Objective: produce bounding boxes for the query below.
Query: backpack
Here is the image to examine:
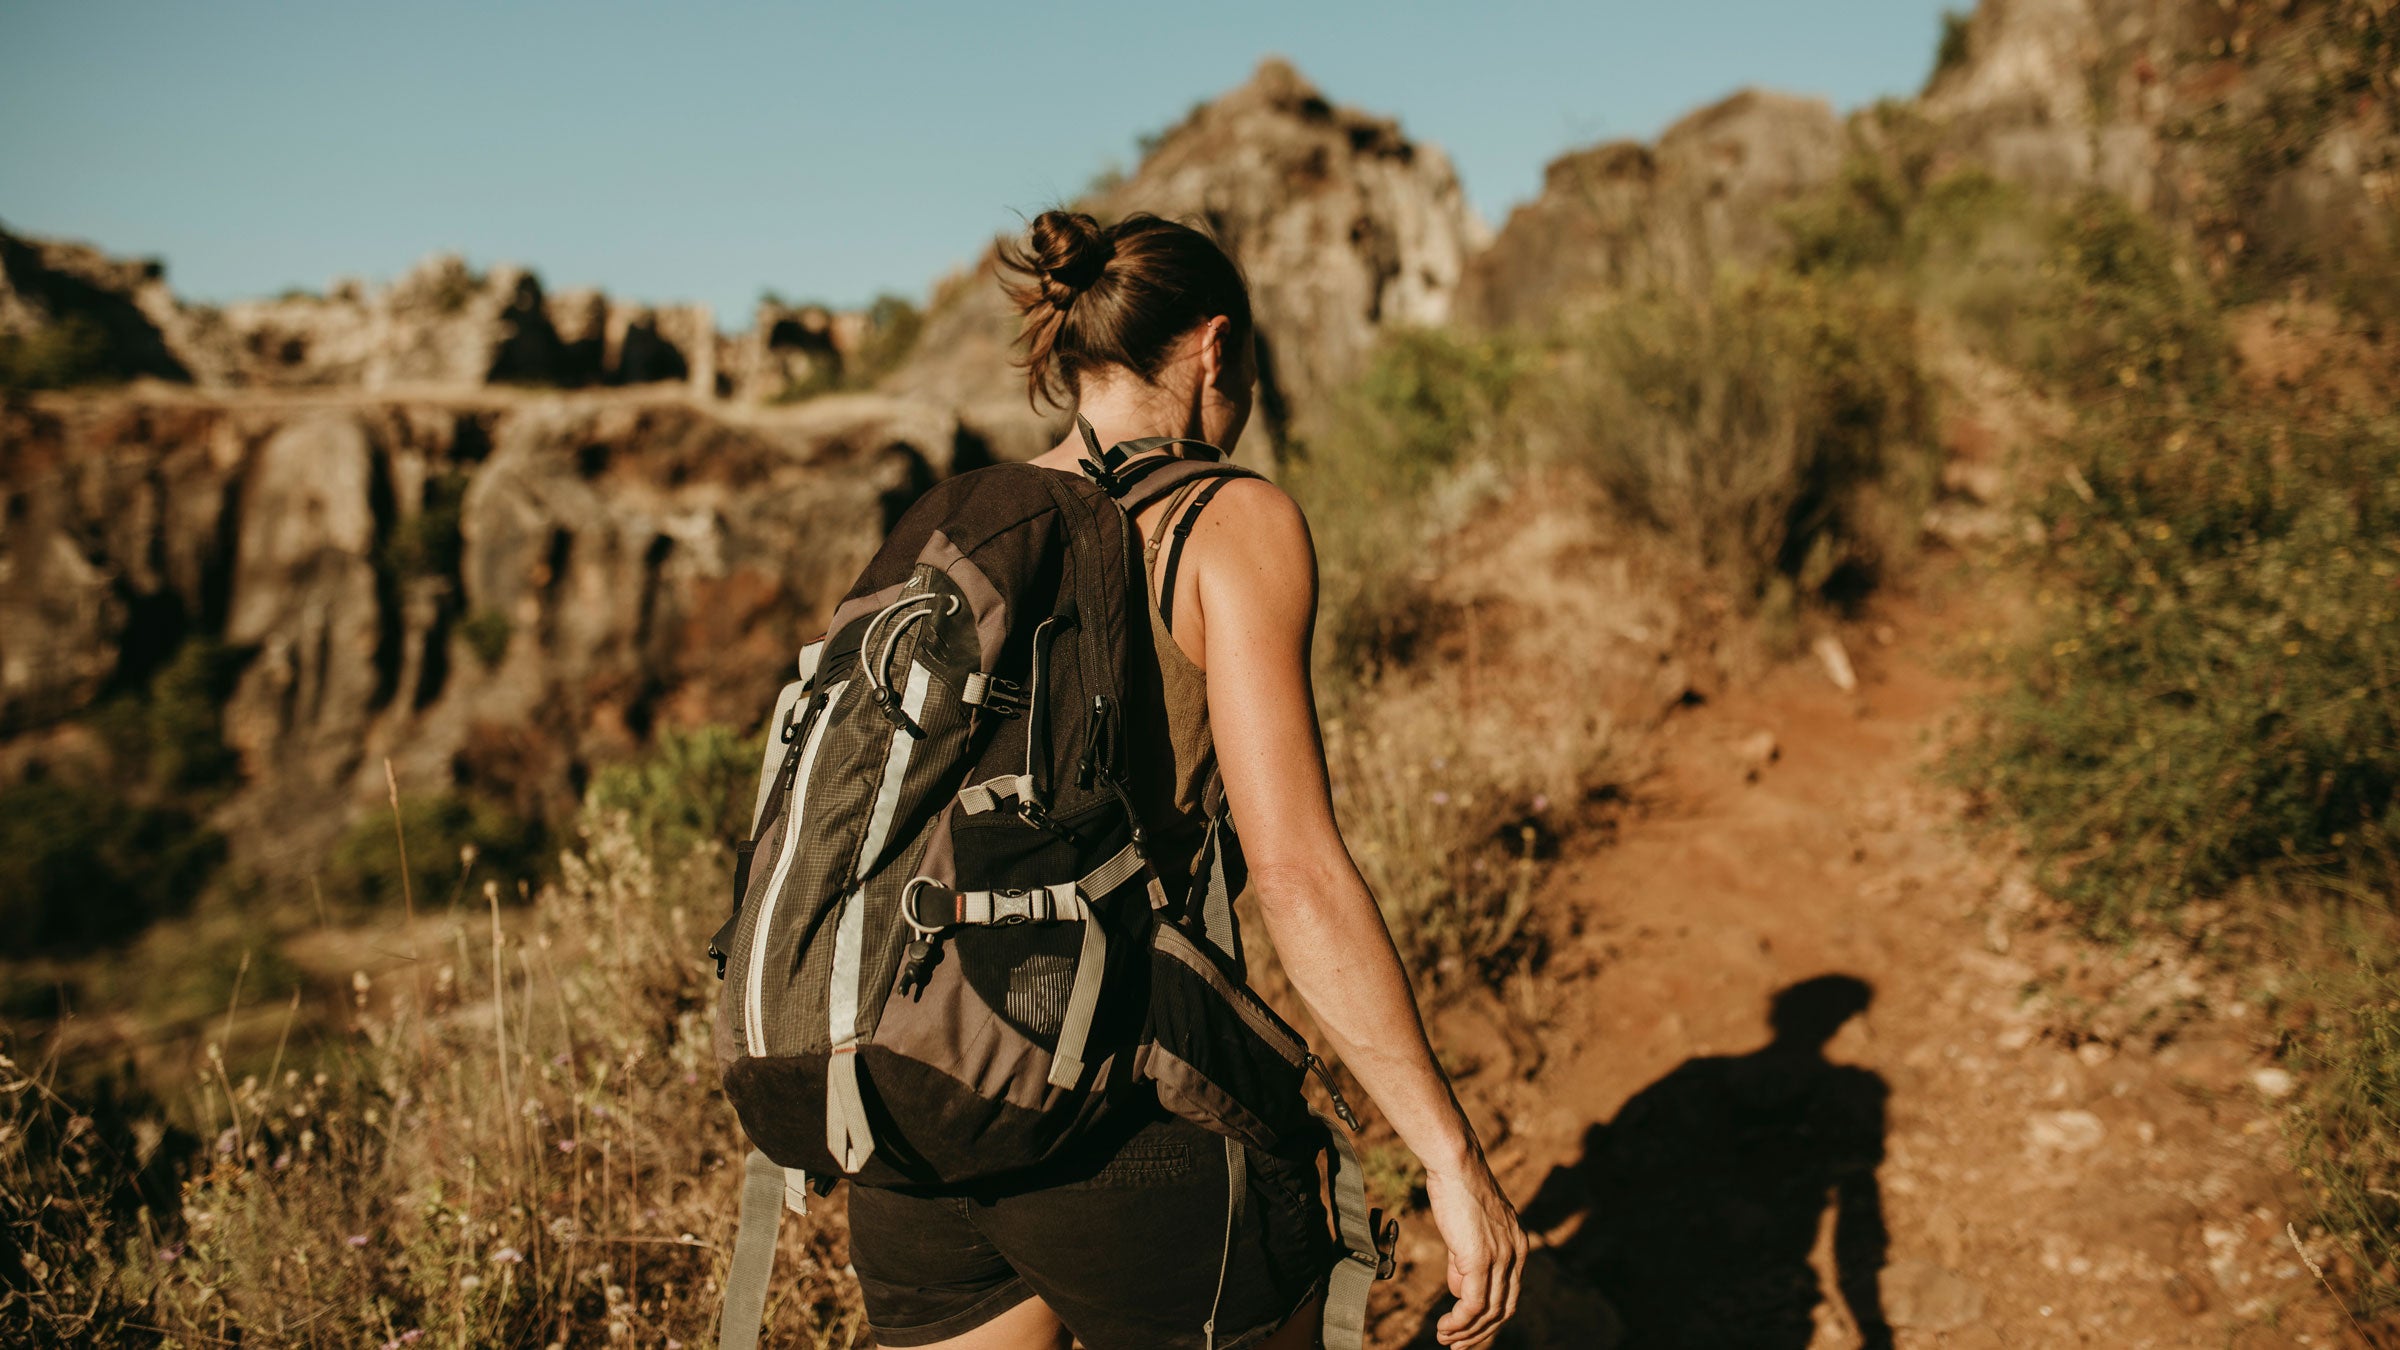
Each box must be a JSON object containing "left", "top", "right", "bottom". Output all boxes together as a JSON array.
[{"left": 709, "top": 420, "right": 1395, "bottom": 1350}]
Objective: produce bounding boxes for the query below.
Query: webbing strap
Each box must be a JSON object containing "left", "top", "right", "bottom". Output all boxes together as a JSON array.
[
  {"left": 957, "top": 883, "right": 1084, "bottom": 925},
  {"left": 1079, "top": 839, "right": 1146, "bottom": 900},
  {"left": 718, "top": 1148, "right": 785, "bottom": 1350},
  {"left": 1157, "top": 474, "right": 1239, "bottom": 633},
  {"left": 1320, "top": 1112, "right": 1385, "bottom": 1350},
  {"left": 1045, "top": 912, "right": 1109, "bottom": 1089},
  {"left": 827, "top": 1050, "right": 874, "bottom": 1173},
  {"left": 957, "top": 773, "right": 1035, "bottom": 815},
  {"left": 1193, "top": 816, "right": 1245, "bottom": 972}
]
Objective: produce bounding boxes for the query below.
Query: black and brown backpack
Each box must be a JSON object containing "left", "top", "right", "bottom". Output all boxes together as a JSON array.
[{"left": 709, "top": 420, "right": 1395, "bottom": 1350}]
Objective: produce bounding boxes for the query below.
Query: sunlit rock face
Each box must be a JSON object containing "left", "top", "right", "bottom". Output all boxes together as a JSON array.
[
  {"left": 1456, "top": 88, "right": 1847, "bottom": 330},
  {"left": 0, "top": 388, "right": 950, "bottom": 877},
  {"left": 884, "top": 57, "right": 1488, "bottom": 465}
]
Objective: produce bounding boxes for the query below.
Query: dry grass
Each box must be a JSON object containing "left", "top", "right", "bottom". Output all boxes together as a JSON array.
[
  {"left": 1, "top": 813, "right": 866, "bottom": 1348},
  {"left": 1322, "top": 476, "right": 1679, "bottom": 984}
]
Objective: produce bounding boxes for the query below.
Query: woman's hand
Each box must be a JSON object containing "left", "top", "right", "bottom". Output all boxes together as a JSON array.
[{"left": 1423, "top": 1146, "right": 1528, "bottom": 1347}]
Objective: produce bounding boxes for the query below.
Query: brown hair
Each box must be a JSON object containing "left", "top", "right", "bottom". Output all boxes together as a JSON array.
[{"left": 998, "top": 210, "right": 1252, "bottom": 411}]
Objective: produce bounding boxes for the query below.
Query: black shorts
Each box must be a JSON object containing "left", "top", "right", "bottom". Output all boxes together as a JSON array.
[{"left": 847, "top": 1109, "right": 1334, "bottom": 1349}]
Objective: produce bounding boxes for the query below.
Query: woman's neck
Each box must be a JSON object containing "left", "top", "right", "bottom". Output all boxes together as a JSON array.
[{"left": 1030, "top": 384, "right": 1197, "bottom": 472}]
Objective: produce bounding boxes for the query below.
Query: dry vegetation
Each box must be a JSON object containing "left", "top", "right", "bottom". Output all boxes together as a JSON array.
[{"left": 5, "top": 810, "right": 861, "bottom": 1348}]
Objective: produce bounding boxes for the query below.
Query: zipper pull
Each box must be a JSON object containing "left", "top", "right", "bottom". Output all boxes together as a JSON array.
[{"left": 898, "top": 936, "right": 940, "bottom": 997}]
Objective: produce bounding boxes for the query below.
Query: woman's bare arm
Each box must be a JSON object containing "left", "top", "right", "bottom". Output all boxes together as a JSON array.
[{"left": 1177, "top": 479, "right": 1525, "bottom": 1348}]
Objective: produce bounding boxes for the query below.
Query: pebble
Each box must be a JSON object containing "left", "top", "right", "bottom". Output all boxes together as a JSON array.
[
  {"left": 2025, "top": 1109, "right": 2106, "bottom": 1153},
  {"left": 1881, "top": 1260, "right": 1985, "bottom": 1330},
  {"left": 2249, "top": 1067, "right": 2296, "bottom": 1099}
]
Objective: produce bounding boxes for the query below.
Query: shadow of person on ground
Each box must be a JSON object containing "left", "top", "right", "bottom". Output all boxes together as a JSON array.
[{"left": 1410, "top": 974, "right": 1892, "bottom": 1349}]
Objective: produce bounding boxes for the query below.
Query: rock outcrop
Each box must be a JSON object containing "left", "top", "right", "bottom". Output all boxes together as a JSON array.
[
  {"left": 1455, "top": 89, "right": 1847, "bottom": 329},
  {"left": 1922, "top": 0, "right": 2398, "bottom": 283},
  {"left": 0, "top": 388, "right": 957, "bottom": 876},
  {"left": 883, "top": 58, "right": 1488, "bottom": 463},
  {"left": 0, "top": 227, "right": 199, "bottom": 384}
]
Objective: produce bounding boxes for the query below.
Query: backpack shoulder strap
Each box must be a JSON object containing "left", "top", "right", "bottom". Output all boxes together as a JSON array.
[{"left": 1154, "top": 474, "right": 1241, "bottom": 634}]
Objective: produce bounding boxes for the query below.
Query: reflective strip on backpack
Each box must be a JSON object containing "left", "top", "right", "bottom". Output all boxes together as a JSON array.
[
  {"left": 825, "top": 658, "right": 932, "bottom": 1172},
  {"left": 743, "top": 681, "right": 844, "bottom": 1057}
]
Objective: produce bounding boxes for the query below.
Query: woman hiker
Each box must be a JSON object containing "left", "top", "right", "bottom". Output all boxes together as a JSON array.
[{"left": 840, "top": 208, "right": 1528, "bottom": 1350}]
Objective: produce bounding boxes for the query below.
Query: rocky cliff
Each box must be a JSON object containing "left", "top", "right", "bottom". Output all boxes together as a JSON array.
[
  {"left": 0, "top": 388, "right": 969, "bottom": 882},
  {"left": 1456, "top": 89, "right": 1847, "bottom": 329},
  {"left": 882, "top": 58, "right": 1488, "bottom": 463},
  {"left": 1461, "top": 0, "right": 2396, "bottom": 328},
  {"left": 1923, "top": 0, "right": 2396, "bottom": 289}
]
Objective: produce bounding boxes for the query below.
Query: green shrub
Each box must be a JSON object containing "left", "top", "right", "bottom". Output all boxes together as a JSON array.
[
  {"left": 382, "top": 470, "right": 468, "bottom": 582},
  {"left": 1532, "top": 273, "right": 1932, "bottom": 606},
  {"left": 1958, "top": 400, "right": 2400, "bottom": 922},
  {"left": 1931, "top": 9, "right": 1974, "bottom": 82},
  {"left": 1914, "top": 180, "right": 2227, "bottom": 397},
  {"left": 849, "top": 294, "right": 923, "bottom": 387},
  {"left": 0, "top": 779, "right": 224, "bottom": 952},
  {"left": 2285, "top": 922, "right": 2400, "bottom": 1306},
  {"left": 459, "top": 609, "right": 513, "bottom": 668},
  {"left": 0, "top": 316, "right": 111, "bottom": 391},
  {"left": 1286, "top": 327, "right": 1525, "bottom": 675},
  {"left": 322, "top": 791, "right": 544, "bottom": 912},
  {"left": 583, "top": 723, "right": 753, "bottom": 866},
  {"left": 87, "top": 636, "right": 249, "bottom": 793}
]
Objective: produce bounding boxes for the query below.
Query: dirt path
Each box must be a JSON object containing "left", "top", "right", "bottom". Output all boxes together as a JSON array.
[{"left": 1380, "top": 595, "right": 2362, "bottom": 1348}]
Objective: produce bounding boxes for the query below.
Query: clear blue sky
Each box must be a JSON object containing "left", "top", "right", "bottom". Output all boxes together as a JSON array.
[{"left": 1, "top": 1, "right": 1958, "bottom": 324}]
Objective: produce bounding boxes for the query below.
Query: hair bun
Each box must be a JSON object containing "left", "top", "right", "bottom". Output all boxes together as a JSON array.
[{"left": 1029, "top": 210, "right": 1114, "bottom": 306}]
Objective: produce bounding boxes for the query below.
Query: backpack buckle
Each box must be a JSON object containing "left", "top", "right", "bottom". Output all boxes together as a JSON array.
[{"left": 987, "top": 888, "right": 1038, "bottom": 924}]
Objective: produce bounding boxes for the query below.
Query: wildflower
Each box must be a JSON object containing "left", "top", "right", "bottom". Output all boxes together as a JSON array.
[
  {"left": 346, "top": 1234, "right": 369, "bottom": 1247},
  {"left": 493, "top": 1246, "right": 525, "bottom": 1264},
  {"left": 559, "top": 1138, "right": 579, "bottom": 1152},
  {"left": 1531, "top": 794, "right": 1550, "bottom": 813},
  {"left": 1430, "top": 791, "right": 1452, "bottom": 806},
  {"left": 156, "top": 1243, "right": 184, "bottom": 1264}
]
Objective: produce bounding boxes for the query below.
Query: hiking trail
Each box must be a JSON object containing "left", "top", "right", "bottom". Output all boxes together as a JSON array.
[{"left": 1381, "top": 591, "right": 2359, "bottom": 1349}]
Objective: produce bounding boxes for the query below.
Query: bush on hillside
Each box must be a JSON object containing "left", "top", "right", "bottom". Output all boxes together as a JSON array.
[
  {"left": 0, "top": 779, "right": 224, "bottom": 952},
  {"left": 584, "top": 723, "right": 754, "bottom": 868},
  {"left": 0, "top": 810, "right": 865, "bottom": 1347},
  {"left": 1961, "top": 401, "right": 2400, "bottom": 922},
  {"left": 2285, "top": 925, "right": 2400, "bottom": 1310},
  {"left": 322, "top": 791, "right": 546, "bottom": 912},
  {"left": 1532, "top": 273, "right": 1932, "bottom": 610},
  {"left": 0, "top": 316, "right": 112, "bottom": 391}
]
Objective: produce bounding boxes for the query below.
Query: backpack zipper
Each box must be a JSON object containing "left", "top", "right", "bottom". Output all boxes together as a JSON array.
[{"left": 744, "top": 681, "right": 844, "bottom": 1056}]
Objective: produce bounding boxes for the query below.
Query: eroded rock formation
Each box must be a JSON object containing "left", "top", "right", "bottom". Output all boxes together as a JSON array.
[
  {"left": 883, "top": 57, "right": 1488, "bottom": 463},
  {"left": 1456, "top": 89, "right": 1847, "bottom": 329},
  {"left": 0, "top": 389, "right": 959, "bottom": 876}
]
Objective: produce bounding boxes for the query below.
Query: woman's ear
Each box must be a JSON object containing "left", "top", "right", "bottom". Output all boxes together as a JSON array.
[{"left": 1196, "top": 315, "right": 1233, "bottom": 391}]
